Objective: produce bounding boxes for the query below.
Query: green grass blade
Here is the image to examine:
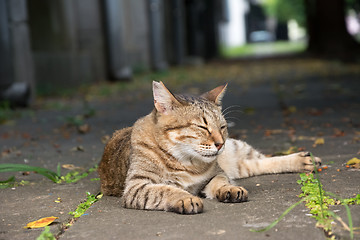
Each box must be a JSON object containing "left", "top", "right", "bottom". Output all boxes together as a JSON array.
[
  {"left": 250, "top": 199, "right": 304, "bottom": 232},
  {"left": 326, "top": 191, "right": 354, "bottom": 240},
  {"left": 0, "top": 175, "right": 15, "bottom": 183},
  {"left": 57, "top": 163, "right": 62, "bottom": 177},
  {"left": 0, "top": 176, "right": 16, "bottom": 189},
  {"left": 333, "top": 204, "right": 354, "bottom": 240},
  {"left": 344, "top": 204, "right": 354, "bottom": 240},
  {"left": 0, "top": 164, "right": 60, "bottom": 182}
]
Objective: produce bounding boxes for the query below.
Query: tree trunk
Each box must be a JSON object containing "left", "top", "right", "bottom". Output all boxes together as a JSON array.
[{"left": 305, "top": 0, "right": 360, "bottom": 58}]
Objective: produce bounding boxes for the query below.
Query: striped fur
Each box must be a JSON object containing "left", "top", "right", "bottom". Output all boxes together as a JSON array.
[{"left": 98, "top": 81, "right": 321, "bottom": 214}]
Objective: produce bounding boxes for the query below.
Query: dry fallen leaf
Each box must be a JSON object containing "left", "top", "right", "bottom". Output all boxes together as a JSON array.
[
  {"left": 273, "top": 146, "right": 305, "bottom": 156},
  {"left": 78, "top": 124, "right": 91, "bottom": 134},
  {"left": 70, "top": 146, "right": 84, "bottom": 152},
  {"left": 208, "top": 229, "right": 226, "bottom": 235},
  {"left": 25, "top": 216, "right": 58, "bottom": 229},
  {"left": 264, "top": 129, "right": 283, "bottom": 137},
  {"left": 297, "top": 136, "right": 316, "bottom": 141},
  {"left": 284, "top": 105, "right": 297, "bottom": 114},
  {"left": 352, "top": 163, "right": 360, "bottom": 169},
  {"left": 313, "top": 138, "right": 325, "bottom": 147},
  {"left": 347, "top": 157, "right": 360, "bottom": 166},
  {"left": 308, "top": 108, "right": 323, "bottom": 116},
  {"left": 333, "top": 128, "right": 345, "bottom": 137},
  {"left": 62, "top": 164, "right": 83, "bottom": 171}
]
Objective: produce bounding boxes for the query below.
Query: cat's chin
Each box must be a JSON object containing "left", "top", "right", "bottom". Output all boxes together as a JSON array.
[
  {"left": 196, "top": 147, "right": 224, "bottom": 163},
  {"left": 194, "top": 152, "right": 218, "bottom": 163},
  {"left": 199, "top": 155, "right": 218, "bottom": 163}
]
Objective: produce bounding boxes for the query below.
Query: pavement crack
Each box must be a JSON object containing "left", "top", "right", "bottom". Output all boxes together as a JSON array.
[{"left": 55, "top": 192, "right": 102, "bottom": 239}]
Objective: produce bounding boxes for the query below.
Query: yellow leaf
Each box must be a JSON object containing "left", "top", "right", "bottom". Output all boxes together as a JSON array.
[
  {"left": 347, "top": 157, "right": 360, "bottom": 165},
  {"left": 25, "top": 216, "right": 58, "bottom": 229},
  {"left": 313, "top": 138, "right": 325, "bottom": 147},
  {"left": 281, "top": 146, "right": 300, "bottom": 155},
  {"left": 288, "top": 106, "right": 297, "bottom": 113}
]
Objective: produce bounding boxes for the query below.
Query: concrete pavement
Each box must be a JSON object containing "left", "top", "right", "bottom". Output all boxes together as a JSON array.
[{"left": 1, "top": 58, "right": 359, "bottom": 239}]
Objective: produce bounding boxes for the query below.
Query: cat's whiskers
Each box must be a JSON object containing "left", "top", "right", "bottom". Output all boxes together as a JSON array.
[
  {"left": 223, "top": 110, "right": 243, "bottom": 119},
  {"left": 222, "top": 104, "right": 242, "bottom": 113},
  {"left": 225, "top": 116, "right": 241, "bottom": 123},
  {"left": 222, "top": 105, "right": 243, "bottom": 125},
  {"left": 222, "top": 105, "right": 243, "bottom": 115}
]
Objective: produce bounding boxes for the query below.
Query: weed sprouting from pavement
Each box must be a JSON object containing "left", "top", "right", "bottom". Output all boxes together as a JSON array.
[
  {"left": 0, "top": 163, "right": 98, "bottom": 186},
  {"left": 0, "top": 176, "right": 30, "bottom": 189},
  {"left": 298, "top": 173, "right": 359, "bottom": 239},
  {"left": 51, "top": 192, "right": 103, "bottom": 239},
  {"left": 56, "top": 165, "right": 98, "bottom": 183},
  {"left": 250, "top": 199, "right": 305, "bottom": 233},
  {"left": 69, "top": 192, "right": 103, "bottom": 218},
  {"left": 251, "top": 153, "right": 359, "bottom": 239},
  {"left": 36, "top": 226, "right": 56, "bottom": 240},
  {"left": 298, "top": 173, "right": 334, "bottom": 232}
]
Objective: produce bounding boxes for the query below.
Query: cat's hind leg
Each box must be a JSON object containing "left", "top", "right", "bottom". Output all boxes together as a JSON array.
[
  {"left": 202, "top": 174, "right": 248, "bottom": 203},
  {"left": 218, "top": 139, "right": 322, "bottom": 179},
  {"left": 245, "top": 151, "right": 322, "bottom": 175}
]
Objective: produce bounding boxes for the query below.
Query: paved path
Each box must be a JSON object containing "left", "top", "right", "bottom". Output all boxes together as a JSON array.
[{"left": 1, "top": 58, "right": 359, "bottom": 239}]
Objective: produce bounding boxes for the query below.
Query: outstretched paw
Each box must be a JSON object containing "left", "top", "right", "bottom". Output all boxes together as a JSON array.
[
  {"left": 298, "top": 152, "right": 321, "bottom": 172},
  {"left": 169, "top": 196, "right": 203, "bottom": 214},
  {"left": 216, "top": 185, "right": 248, "bottom": 203}
]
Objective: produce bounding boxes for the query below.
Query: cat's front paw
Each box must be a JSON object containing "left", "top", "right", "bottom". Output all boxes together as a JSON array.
[
  {"left": 216, "top": 185, "right": 248, "bottom": 203},
  {"left": 169, "top": 196, "right": 203, "bottom": 214},
  {"left": 297, "top": 152, "right": 322, "bottom": 172}
]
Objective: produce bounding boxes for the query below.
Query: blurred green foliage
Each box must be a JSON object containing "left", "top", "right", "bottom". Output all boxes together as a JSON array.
[
  {"left": 221, "top": 41, "right": 306, "bottom": 58},
  {"left": 263, "top": 0, "right": 306, "bottom": 26},
  {"left": 263, "top": 0, "right": 359, "bottom": 27}
]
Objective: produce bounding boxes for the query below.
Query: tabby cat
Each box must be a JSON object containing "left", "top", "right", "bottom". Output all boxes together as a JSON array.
[{"left": 98, "top": 81, "right": 321, "bottom": 214}]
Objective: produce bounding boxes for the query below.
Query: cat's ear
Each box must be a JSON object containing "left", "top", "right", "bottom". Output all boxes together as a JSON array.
[
  {"left": 201, "top": 83, "right": 228, "bottom": 105},
  {"left": 152, "top": 81, "right": 180, "bottom": 114}
]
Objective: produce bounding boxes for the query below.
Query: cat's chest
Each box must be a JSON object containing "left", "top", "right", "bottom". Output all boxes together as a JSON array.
[{"left": 166, "top": 163, "right": 218, "bottom": 194}]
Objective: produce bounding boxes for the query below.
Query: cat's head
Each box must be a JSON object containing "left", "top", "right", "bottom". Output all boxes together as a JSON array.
[{"left": 152, "top": 81, "right": 228, "bottom": 163}]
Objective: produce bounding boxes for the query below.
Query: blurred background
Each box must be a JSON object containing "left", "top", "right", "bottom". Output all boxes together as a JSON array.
[{"left": 0, "top": 0, "right": 359, "bottom": 107}]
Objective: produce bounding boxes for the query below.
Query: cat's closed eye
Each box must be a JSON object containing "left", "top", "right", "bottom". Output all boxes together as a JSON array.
[{"left": 196, "top": 125, "right": 210, "bottom": 133}]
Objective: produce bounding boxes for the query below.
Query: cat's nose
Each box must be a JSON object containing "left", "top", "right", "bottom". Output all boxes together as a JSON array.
[{"left": 215, "top": 142, "right": 224, "bottom": 151}]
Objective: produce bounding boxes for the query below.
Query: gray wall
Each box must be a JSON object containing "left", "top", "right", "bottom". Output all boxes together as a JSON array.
[
  {"left": 0, "top": 0, "right": 223, "bottom": 101},
  {"left": 28, "top": 0, "right": 106, "bottom": 94},
  {"left": 0, "top": 0, "right": 33, "bottom": 106}
]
